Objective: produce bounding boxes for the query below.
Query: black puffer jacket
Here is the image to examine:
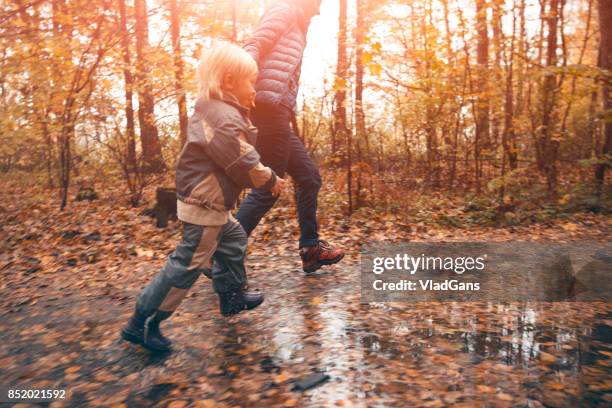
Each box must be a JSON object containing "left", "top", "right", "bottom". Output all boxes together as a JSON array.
[{"left": 244, "top": 0, "right": 312, "bottom": 110}]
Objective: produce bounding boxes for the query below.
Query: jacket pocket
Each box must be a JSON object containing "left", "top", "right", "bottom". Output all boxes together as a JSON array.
[{"left": 189, "top": 174, "right": 226, "bottom": 211}]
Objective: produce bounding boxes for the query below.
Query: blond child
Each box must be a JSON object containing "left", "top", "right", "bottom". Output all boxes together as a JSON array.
[{"left": 121, "top": 41, "right": 286, "bottom": 352}]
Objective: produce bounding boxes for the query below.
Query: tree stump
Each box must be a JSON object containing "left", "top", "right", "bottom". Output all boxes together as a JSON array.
[
  {"left": 155, "top": 187, "right": 177, "bottom": 228},
  {"left": 75, "top": 177, "right": 98, "bottom": 201},
  {"left": 75, "top": 187, "right": 98, "bottom": 201}
]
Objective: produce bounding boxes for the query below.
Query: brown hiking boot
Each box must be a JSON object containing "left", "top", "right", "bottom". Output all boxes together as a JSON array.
[{"left": 300, "top": 240, "right": 345, "bottom": 273}]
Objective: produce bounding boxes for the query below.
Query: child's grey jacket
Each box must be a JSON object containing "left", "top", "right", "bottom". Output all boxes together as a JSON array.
[{"left": 176, "top": 93, "right": 277, "bottom": 226}]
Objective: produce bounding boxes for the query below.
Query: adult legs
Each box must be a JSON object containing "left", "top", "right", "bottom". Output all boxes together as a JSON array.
[
  {"left": 285, "top": 130, "right": 321, "bottom": 248},
  {"left": 236, "top": 105, "right": 321, "bottom": 246},
  {"left": 233, "top": 105, "right": 343, "bottom": 272},
  {"left": 235, "top": 105, "right": 292, "bottom": 235},
  {"left": 237, "top": 128, "right": 321, "bottom": 248}
]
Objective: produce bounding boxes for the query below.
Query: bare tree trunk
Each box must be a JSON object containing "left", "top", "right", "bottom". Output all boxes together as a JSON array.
[
  {"left": 443, "top": 0, "right": 458, "bottom": 188},
  {"left": 458, "top": 8, "right": 476, "bottom": 190},
  {"left": 515, "top": 0, "right": 526, "bottom": 120},
  {"left": 334, "top": 0, "right": 351, "bottom": 214},
  {"left": 52, "top": 0, "right": 64, "bottom": 197},
  {"left": 492, "top": 0, "right": 503, "bottom": 152},
  {"left": 118, "top": 0, "right": 136, "bottom": 173},
  {"left": 354, "top": 0, "right": 366, "bottom": 156},
  {"left": 169, "top": 0, "right": 188, "bottom": 147},
  {"left": 52, "top": 0, "right": 73, "bottom": 209},
  {"left": 560, "top": 0, "right": 592, "bottom": 136},
  {"left": 134, "top": 0, "right": 164, "bottom": 173},
  {"left": 538, "top": 0, "right": 561, "bottom": 196},
  {"left": 533, "top": 0, "right": 547, "bottom": 171},
  {"left": 394, "top": 86, "right": 411, "bottom": 170},
  {"left": 588, "top": 90, "right": 598, "bottom": 158},
  {"left": 503, "top": 1, "right": 517, "bottom": 170},
  {"left": 354, "top": 0, "right": 368, "bottom": 208},
  {"left": 422, "top": 2, "right": 439, "bottom": 188},
  {"left": 43, "top": 117, "right": 54, "bottom": 188},
  {"left": 475, "top": 0, "right": 490, "bottom": 193},
  {"left": 596, "top": 0, "right": 612, "bottom": 193}
]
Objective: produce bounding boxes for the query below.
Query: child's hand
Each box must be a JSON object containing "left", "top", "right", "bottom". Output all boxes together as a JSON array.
[{"left": 270, "top": 177, "right": 287, "bottom": 197}]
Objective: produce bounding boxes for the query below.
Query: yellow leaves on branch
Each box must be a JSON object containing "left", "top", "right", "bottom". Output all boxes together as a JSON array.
[
  {"left": 333, "top": 77, "right": 347, "bottom": 92},
  {"left": 369, "top": 62, "right": 382, "bottom": 76},
  {"left": 360, "top": 51, "right": 383, "bottom": 76},
  {"left": 361, "top": 52, "right": 373, "bottom": 65}
]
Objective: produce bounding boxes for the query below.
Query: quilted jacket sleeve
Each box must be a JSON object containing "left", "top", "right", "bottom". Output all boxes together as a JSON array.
[
  {"left": 204, "top": 119, "right": 277, "bottom": 190},
  {"left": 244, "top": 2, "right": 296, "bottom": 63}
]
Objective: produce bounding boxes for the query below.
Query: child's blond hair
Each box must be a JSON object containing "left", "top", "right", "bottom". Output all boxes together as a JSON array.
[{"left": 197, "top": 41, "right": 258, "bottom": 102}]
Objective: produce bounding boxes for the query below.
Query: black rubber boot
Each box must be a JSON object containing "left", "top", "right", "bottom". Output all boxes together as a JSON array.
[
  {"left": 121, "top": 309, "right": 147, "bottom": 345},
  {"left": 218, "top": 290, "right": 264, "bottom": 316},
  {"left": 144, "top": 311, "right": 173, "bottom": 353}
]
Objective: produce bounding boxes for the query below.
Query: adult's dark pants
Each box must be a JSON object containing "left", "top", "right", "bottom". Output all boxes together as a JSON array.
[{"left": 236, "top": 104, "right": 322, "bottom": 248}]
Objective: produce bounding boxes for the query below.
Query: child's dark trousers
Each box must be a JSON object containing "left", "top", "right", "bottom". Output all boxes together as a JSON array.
[{"left": 135, "top": 218, "right": 248, "bottom": 322}]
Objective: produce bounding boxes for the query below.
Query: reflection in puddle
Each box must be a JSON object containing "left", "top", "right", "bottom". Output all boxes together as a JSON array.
[{"left": 302, "top": 290, "right": 611, "bottom": 407}]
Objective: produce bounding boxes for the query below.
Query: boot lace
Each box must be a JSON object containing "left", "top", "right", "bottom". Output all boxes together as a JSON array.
[{"left": 318, "top": 240, "right": 332, "bottom": 250}]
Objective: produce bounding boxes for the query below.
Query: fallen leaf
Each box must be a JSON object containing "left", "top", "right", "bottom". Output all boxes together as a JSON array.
[
  {"left": 497, "top": 393, "right": 513, "bottom": 401},
  {"left": 64, "top": 365, "right": 81, "bottom": 374},
  {"left": 539, "top": 352, "right": 556, "bottom": 364},
  {"left": 476, "top": 385, "right": 495, "bottom": 393},
  {"left": 310, "top": 297, "right": 323, "bottom": 306}
]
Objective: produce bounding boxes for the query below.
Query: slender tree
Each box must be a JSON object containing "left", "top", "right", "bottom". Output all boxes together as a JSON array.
[
  {"left": 118, "top": 0, "right": 136, "bottom": 173},
  {"left": 334, "top": 0, "right": 351, "bottom": 213},
  {"left": 491, "top": 0, "right": 503, "bottom": 149},
  {"left": 354, "top": 0, "right": 369, "bottom": 208},
  {"left": 502, "top": 0, "right": 517, "bottom": 170},
  {"left": 169, "top": 0, "right": 188, "bottom": 146},
  {"left": 134, "top": 0, "right": 164, "bottom": 172},
  {"left": 537, "top": 0, "right": 561, "bottom": 195},
  {"left": 475, "top": 0, "right": 490, "bottom": 192}
]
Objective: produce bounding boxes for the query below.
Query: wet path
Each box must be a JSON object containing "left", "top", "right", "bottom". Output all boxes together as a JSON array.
[{"left": 1, "top": 255, "right": 611, "bottom": 407}]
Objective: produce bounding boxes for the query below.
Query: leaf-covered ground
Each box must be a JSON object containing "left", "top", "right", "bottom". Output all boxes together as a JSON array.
[{"left": 0, "top": 181, "right": 610, "bottom": 407}]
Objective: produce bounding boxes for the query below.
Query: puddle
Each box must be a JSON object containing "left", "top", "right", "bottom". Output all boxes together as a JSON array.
[{"left": 0, "top": 257, "right": 609, "bottom": 407}]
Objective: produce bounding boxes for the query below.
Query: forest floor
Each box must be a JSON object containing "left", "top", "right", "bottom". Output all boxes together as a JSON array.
[{"left": 0, "top": 178, "right": 610, "bottom": 407}]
